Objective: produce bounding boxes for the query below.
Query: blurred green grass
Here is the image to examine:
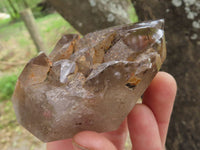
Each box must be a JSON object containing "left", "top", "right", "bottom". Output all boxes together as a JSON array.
[
  {"left": 0, "top": 100, "right": 16, "bottom": 129},
  {"left": 0, "top": 74, "right": 17, "bottom": 102},
  {"left": 0, "top": 13, "right": 76, "bottom": 53},
  {"left": 0, "top": 18, "right": 12, "bottom": 27},
  {"left": 128, "top": 2, "right": 138, "bottom": 23},
  {"left": 0, "top": 13, "right": 77, "bottom": 102}
]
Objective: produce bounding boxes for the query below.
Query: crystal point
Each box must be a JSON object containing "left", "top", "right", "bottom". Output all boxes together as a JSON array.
[{"left": 12, "top": 19, "right": 166, "bottom": 142}]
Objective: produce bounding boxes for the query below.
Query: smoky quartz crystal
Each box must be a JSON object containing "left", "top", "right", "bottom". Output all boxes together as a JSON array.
[{"left": 12, "top": 19, "right": 166, "bottom": 142}]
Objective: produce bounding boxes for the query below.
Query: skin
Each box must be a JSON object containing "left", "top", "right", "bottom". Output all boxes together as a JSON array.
[{"left": 47, "top": 71, "right": 177, "bottom": 150}]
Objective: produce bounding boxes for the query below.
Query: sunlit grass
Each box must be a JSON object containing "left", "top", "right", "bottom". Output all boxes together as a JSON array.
[
  {"left": 0, "top": 101, "right": 16, "bottom": 129},
  {"left": 0, "top": 74, "right": 18, "bottom": 102},
  {"left": 0, "top": 18, "right": 12, "bottom": 27},
  {"left": 128, "top": 5, "right": 138, "bottom": 23},
  {"left": 0, "top": 13, "right": 77, "bottom": 73},
  {"left": 0, "top": 13, "right": 77, "bottom": 101}
]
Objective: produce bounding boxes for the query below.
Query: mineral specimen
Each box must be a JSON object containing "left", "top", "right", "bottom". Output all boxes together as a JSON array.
[{"left": 12, "top": 19, "right": 166, "bottom": 142}]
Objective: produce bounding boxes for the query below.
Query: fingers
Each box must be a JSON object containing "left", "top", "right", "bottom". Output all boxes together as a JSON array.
[
  {"left": 128, "top": 104, "right": 163, "bottom": 150},
  {"left": 143, "top": 72, "right": 177, "bottom": 146},
  {"left": 73, "top": 131, "right": 117, "bottom": 150},
  {"left": 47, "top": 121, "right": 127, "bottom": 150},
  {"left": 46, "top": 139, "right": 73, "bottom": 150},
  {"left": 47, "top": 72, "right": 176, "bottom": 150},
  {"left": 102, "top": 119, "right": 128, "bottom": 150}
]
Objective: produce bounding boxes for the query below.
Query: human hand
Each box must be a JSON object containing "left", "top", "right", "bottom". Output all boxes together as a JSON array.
[{"left": 47, "top": 72, "right": 177, "bottom": 150}]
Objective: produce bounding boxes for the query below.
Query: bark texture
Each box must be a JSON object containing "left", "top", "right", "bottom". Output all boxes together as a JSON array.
[
  {"left": 132, "top": 0, "right": 200, "bottom": 149},
  {"left": 47, "top": 0, "right": 133, "bottom": 35}
]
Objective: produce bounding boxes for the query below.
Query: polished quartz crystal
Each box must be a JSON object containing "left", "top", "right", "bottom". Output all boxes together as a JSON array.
[{"left": 12, "top": 19, "right": 166, "bottom": 142}]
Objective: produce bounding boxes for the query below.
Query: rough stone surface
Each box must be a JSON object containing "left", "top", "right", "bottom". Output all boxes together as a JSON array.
[{"left": 12, "top": 20, "right": 166, "bottom": 142}]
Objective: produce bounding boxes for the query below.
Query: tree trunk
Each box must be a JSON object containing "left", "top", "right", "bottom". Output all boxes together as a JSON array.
[
  {"left": 20, "top": 8, "right": 46, "bottom": 53},
  {"left": 132, "top": 0, "right": 200, "bottom": 149},
  {"left": 47, "top": 0, "right": 136, "bottom": 35}
]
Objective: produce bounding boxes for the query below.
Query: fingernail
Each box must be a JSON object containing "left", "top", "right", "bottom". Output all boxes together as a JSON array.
[{"left": 72, "top": 140, "right": 90, "bottom": 150}]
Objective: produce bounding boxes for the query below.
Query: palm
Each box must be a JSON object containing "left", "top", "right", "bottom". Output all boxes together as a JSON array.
[{"left": 47, "top": 72, "right": 177, "bottom": 150}]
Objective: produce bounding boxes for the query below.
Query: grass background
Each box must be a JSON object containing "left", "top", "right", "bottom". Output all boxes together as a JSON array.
[{"left": 0, "top": 13, "right": 78, "bottom": 101}]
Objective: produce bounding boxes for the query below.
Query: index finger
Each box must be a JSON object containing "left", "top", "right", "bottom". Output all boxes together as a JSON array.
[{"left": 142, "top": 72, "right": 177, "bottom": 146}]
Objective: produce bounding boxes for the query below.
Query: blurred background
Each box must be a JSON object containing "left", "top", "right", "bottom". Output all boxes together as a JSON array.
[{"left": 0, "top": 0, "right": 199, "bottom": 150}]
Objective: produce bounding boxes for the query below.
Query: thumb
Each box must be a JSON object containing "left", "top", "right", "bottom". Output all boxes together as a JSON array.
[{"left": 72, "top": 131, "right": 117, "bottom": 150}]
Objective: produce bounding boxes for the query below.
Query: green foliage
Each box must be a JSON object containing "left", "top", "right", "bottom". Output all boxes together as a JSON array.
[
  {"left": 0, "top": 13, "right": 75, "bottom": 102},
  {"left": 0, "top": 13, "right": 76, "bottom": 57},
  {"left": 0, "top": 0, "right": 44, "bottom": 20},
  {"left": 0, "top": 74, "right": 18, "bottom": 101},
  {"left": 38, "top": 13, "right": 72, "bottom": 33},
  {"left": 128, "top": 5, "right": 138, "bottom": 23}
]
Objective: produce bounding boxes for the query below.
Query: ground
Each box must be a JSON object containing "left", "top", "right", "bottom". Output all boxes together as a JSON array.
[{"left": 0, "top": 13, "right": 132, "bottom": 150}]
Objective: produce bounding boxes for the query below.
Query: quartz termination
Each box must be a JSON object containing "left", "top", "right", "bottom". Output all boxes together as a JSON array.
[{"left": 12, "top": 19, "right": 166, "bottom": 142}]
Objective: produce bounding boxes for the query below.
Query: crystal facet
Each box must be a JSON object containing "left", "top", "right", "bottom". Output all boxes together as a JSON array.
[{"left": 12, "top": 19, "right": 166, "bottom": 142}]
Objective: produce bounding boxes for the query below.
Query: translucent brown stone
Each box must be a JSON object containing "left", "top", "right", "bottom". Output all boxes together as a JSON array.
[{"left": 12, "top": 19, "right": 166, "bottom": 142}]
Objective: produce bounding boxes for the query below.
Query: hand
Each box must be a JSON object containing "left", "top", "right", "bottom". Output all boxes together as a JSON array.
[{"left": 47, "top": 72, "right": 177, "bottom": 150}]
